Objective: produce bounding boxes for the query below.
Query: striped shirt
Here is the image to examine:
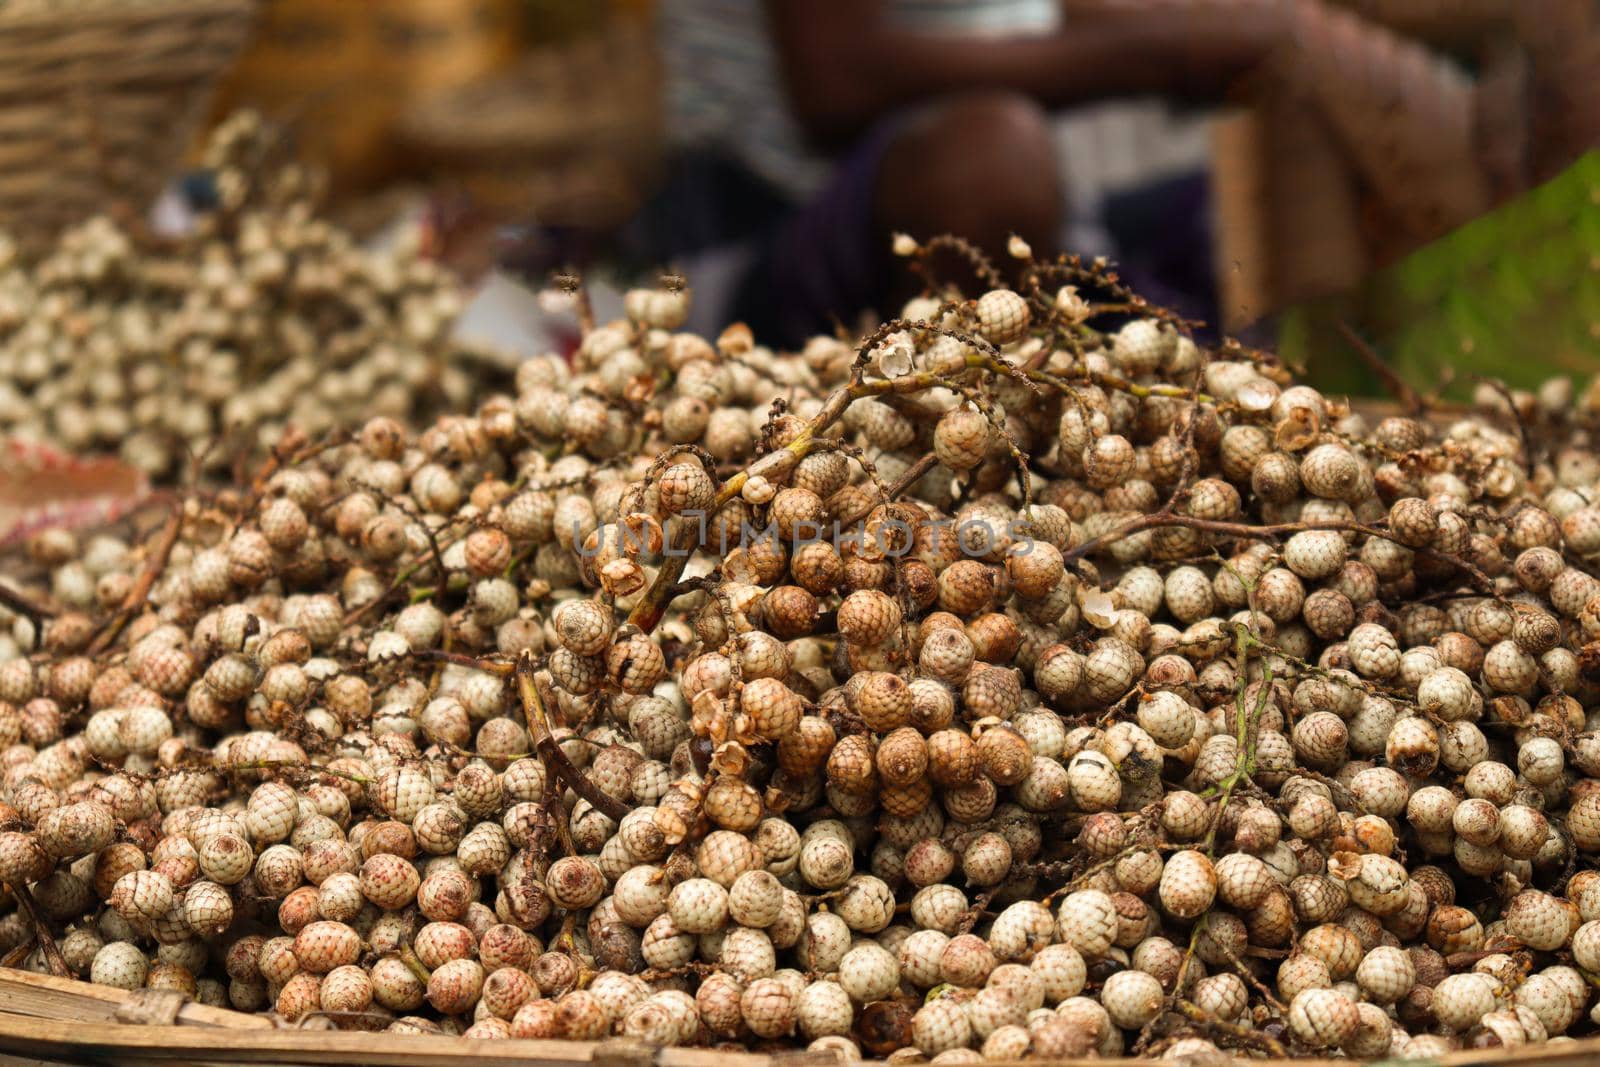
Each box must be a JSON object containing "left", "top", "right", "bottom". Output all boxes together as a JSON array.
[{"left": 658, "top": 1, "right": 1060, "bottom": 200}]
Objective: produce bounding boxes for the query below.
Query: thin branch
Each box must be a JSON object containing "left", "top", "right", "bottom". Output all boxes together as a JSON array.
[
  {"left": 0, "top": 582, "right": 53, "bottom": 623},
  {"left": 1173, "top": 999, "right": 1286, "bottom": 1057},
  {"left": 957, "top": 885, "right": 1002, "bottom": 935},
  {"left": 515, "top": 652, "right": 629, "bottom": 822},
  {"left": 412, "top": 648, "right": 514, "bottom": 675},
  {"left": 7, "top": 881, "right": 68, "bottom": 978},
  {"left": 343, "top": 526, "right": 473, "bottom": 626},
  {"left": 1337, "top": 320, "right": 1424, "bottom": 416},
  {"left": 1473, "top": 375, "right": 1535, "bottom": 479},
  {"left": 242, "top": 430, "right": 348, "bottom": 520},
  {"left": 1201, "top": 625, "right": 1273, "bottom": 856},
  {"left": 913, "top": 234, "right": 1007, "bottom": 291},
  {"left": 88, "top": 505, "right": 182, "bottom": 656}
]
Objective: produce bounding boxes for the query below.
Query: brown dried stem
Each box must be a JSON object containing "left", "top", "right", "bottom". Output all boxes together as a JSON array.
[
  {"left": 1173, "top": 998, "right": 1287, "bottom": 1057},
  {"left": 211, "top": 758, "right": 372, "bottom": 787},
  {"left": 410, "top": 648, "right": 512, "bottom": 675},
  {"left": 88, "top": 505, "right": 183, "bottom": 656},
  {"left": 1474, "top": 374, "right": 1536, "bottom": 479},
  {"left": 243, "top": 430, "right": 347, "bottom": 517},
  {"left": 1217, "top": 936, "right": 1287, "bottom": 1012},
  {"left": 956, "top": 885, "right": 1002, "bottom": 935},
  {"left": 0, "top": 936, "right": 34, "bottom": 968},
  {"left": 7, "top": 880, "right": 69, "bottom": 978},
  {"left": 515, "top": 652, "right": 629, "bottom": 822},
  {"left": 344, "top": 525, "right": 474, "bottom": 627},
  {"left": 1337, "top": 320, "right": 1424, "bottom": 416},
  {"left": 0, "top": 581, "right": 53, "bottom": 622},
  {"left": 912, "top": 234, "right": 1007, "bottom": 291}
]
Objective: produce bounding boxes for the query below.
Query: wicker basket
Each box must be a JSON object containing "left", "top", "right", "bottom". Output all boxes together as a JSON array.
[{"left": 0, "top": 0, "right": 255, "bottom": 247}]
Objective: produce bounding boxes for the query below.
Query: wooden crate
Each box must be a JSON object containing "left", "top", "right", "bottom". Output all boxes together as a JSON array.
[{"left": 2, "top": 967, "right": 1600, "bottom": 1067}]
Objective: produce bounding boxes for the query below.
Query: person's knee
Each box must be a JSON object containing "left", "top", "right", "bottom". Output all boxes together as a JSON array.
[
  {"left": 928, "top": 90, "right": 1055, "bottom": 164},
  {"left": 880, "top": 90, "right": 1063, "bottom": 252}
]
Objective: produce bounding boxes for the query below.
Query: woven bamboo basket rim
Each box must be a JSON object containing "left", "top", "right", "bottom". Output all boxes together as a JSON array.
[
  {"left": 0, "top": 0, "right": 254, "bottom": 92},
  {"left": 0, "top": 0, "right": 252, "bottom": 37},
  {"left": 1, "top": 968, "right": 1598, "bottom": 1067},
  {"left": 0, "top": 0, "right": 255, "bottom": 102},
  {"left": 0, "top": 0, "right": 254, "bottom": 249}
]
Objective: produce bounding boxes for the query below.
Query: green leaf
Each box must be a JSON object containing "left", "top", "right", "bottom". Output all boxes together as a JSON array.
[{"left": 1290, "top": 150, "right": 1600, "bottom": 399}]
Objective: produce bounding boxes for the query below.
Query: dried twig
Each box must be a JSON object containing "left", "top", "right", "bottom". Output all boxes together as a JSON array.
[
  {"left": 344, "top": 526, "right": 473, "bottom": 627},
  {"left": 956, "top": 885, "right": 1002, "bottom": 935},
  {"left": 1173, "top": 999, "right": 1287, "bottom": 1057},
  {"left": 1474, "top": 374, "right": 1536, "bottom": 479},
  {"left": 7, "top": 881, "right": 68, "bottom": 978},
  {"left": 1337, "top": 320, "right": 1424, "bottom": 415},
  {"left": 0, "top": 582, "right": 53, "bottom": 623},
  {"left": 0, "top": 936, "right": 35, "bottom": 969},
  {"left": 88, "top": 505, "right": 182, "bottom": 656},
  {"left": 515, "top": 652, "right": 629, "bottom": 822}
]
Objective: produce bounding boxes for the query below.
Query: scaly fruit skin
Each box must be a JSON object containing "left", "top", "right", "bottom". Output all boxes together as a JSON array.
[
  {"left": 293, "top": 921, "right": 362, "bottom": 974},
  {"left": 8, "top": 247, "right": 1600, "bottom": 1058},
  {"left": 90, "top": 942, "right": 149, "bottom": 990}
]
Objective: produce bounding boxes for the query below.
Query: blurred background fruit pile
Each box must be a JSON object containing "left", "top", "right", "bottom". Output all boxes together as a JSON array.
[{"left": 0, "top": 0, "right": 1594, "bottom": 514}]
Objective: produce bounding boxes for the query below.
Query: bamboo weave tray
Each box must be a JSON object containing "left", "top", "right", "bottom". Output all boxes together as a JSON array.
[
  {"left": 0, "top": 0, "right": 256, "bottom": 248},
  {"left": 1, "top": 968, "right": 1599, "bottom": 1067}
]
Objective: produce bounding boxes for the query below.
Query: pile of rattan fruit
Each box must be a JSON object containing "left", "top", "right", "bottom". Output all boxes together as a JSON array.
[
  {"left": 0, "top": 112, "right": 500, "bottom": 479},
  {"left": 2, "top": 232, "right": 1600, "bottom": 1063}
]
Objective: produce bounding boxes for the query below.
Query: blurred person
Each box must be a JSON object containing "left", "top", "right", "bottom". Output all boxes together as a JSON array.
[{"left": 637, "top": 0, "right": 1289, "bottom": 344}]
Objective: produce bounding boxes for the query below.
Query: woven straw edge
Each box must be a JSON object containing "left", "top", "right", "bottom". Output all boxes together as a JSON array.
[
  {"left": 0, "top": 0, "right": 255, "bottom": 246},
  {"left": 0, "top": 0, "right": 253, "bottom": 30}
]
